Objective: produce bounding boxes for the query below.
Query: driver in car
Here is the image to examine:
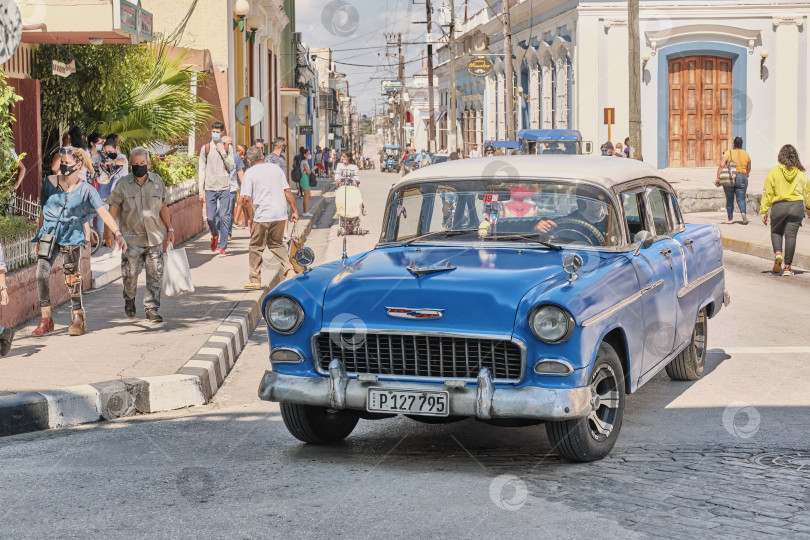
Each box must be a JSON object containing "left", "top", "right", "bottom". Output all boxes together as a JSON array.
[{"left": 533, "top": 185, "right": 610, "bottom": 239}]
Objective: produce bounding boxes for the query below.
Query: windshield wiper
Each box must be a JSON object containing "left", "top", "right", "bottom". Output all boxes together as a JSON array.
[
  {"left": 403, "top": 229, "right": 477, "bottom": 246},
  {"left": 485, "top": 233, "right": 564, "bottom": 250}
]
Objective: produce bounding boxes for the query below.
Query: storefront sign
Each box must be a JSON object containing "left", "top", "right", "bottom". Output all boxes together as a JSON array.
[
  {"left": 52, "top": 60, "right": 76, "bottom": 78},
  {"left": 381, "top": 80, "right": 403, "bottom": 93},
  {"left": 467, "top": 57, "right": 494, "bottom": 77},
  {"left": 120, "top": 0, "right": 154, "bottom": 43},
  {"left": 299, "top": 125, "right": 313, "bottom": 135}
]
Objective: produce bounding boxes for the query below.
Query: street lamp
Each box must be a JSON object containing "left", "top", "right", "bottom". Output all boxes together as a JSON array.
[
  {"left": 233, "top": 0, "right": 250, "bottom": 32},
  {"left": 760, "top": 49, "right": 769, "bottom": 80},
  {"left": 246, "top": 14, "right": 261, "bottom": 43}
]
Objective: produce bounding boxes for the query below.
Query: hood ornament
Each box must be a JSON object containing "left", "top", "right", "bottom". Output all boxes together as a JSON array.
[
  {"left": 407, "top": 260, "right": 456, "bottom": 278},
  {"left": 386, "top": 307, "right": 445, "bottom": 320}
]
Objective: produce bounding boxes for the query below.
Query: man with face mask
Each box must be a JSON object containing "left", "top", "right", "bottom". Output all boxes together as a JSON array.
[
  {"left": 108, "top": 147, "right": 174, "bottom": 323},
  {"left": 198, "top": 121, "right": 235, "bottom": 256},
  {"left": 534, "top": 185, "right": 612, "bottom": 242}
]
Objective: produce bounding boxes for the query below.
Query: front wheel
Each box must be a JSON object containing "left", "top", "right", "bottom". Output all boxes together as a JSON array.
[
  {"left": 280, "top": 403, "right": 359, "bottom": 444},
  {"left": 545, "top": 342, "right": 625, "bottom": 462},
  {"left": 665, "top": 308, "right": 707, "bottom": 381}
]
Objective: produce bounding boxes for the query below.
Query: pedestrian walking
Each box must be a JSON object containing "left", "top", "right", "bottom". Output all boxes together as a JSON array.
[
  {"left": 334, "top": 152, "right": 359, "bottom": 186},
  {"left": 715, "top": 136, "right": 752, "bottom": 225},
  {"left": 32, "top": 146, "right": 127, "bottom": 337},
  {"left": 469, "top": 144, "right": 482, "bottom": 158},
  {"left": 299, "top": 148, "right": 315, "bottom": 217},
  {"left": 614, "top": 143, "right": 625, "bottom": 157},
  {"left": 264, "top": 136, "right": 288, "bottom": 177},
  {"left": 227, "top": 144, "right": 247, "bottom": 240},
  {"left": 50, "top": 125, "right": 86, "bottom": 175},
  {"left": 623, "top": 137, "right": 634, "bottom": 158},
  {"left": 0, "top": 244, "right": 14, "bottom": 356},
  {"left": 197, "top": 121, "right": 235, "bottom": 257},
  {"left": 97, "top": 134, "right": 129, "bottom": 244},
  {"left": 253, "top": 138, "right": 266, "bottom": 155},
  {"left": 761, "top": 144, "right": 810, "bottom": 277},
  {"left": 241, "top": 147, "right": 299, "bottom": 290},
  {"left": 107, "top": 147, "right": 174, "bottom": 322}
]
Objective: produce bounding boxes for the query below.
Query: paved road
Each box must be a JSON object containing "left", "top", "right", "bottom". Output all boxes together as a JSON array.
[{"left": 2, "top": 162, "right": 810, "bottom": 539}]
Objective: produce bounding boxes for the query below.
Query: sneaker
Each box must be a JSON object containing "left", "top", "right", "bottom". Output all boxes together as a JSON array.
[
  {"left": 782, "top": 265, "right": 794, "bottom": 277},
  {"left": 773, "top": 253, "right": 783, "bottom": 274},
  {"left": 243, "top": 282, "right": 262, "bottom": 290},
  {"left": 218, "top": 249, "right": 227, "bottom": 257},
  {"left": 210, "top": 236, "right": 219, "bottom": 252},
  {"left": 125, "top": 299, "right": 136, "bottom": 318},
  {"left": 302, "top": 212, "right": 313, "bottom": 218},
  {"left": 145, "top": 309, "right": 164, "bottom": 323},
  {"left": 0, "top": 328, "right": 15, "bottom": 356},
  {"left": 741, "top": 213, "right": 749, "bottom": 225}
]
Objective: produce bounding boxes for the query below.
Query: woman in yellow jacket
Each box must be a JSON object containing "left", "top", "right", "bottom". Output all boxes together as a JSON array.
[{"left": 761, "top": 144, "right": 810, "bottom": 276}]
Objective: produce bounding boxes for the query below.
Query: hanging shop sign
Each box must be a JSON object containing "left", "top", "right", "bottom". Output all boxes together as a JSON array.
[
  {"left": 119, "top": 0, "right": 154, "bottom": 43},
  {"left": 467, "top": 57, "right": 494, "bottom": 77},
  {"left": 52, "top": 60, "right": 76, "bottom": 78},
  {"left": 299, "top": 126, "right": 313, "bottom": 135},
  {"left": 381, "top": 80, "right": 403, "bottom": 93}
]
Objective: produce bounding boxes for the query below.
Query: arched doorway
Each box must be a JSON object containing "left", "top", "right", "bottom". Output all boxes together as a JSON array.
[{"left": 668, "top": 55, "right": 733, "bottom": 167}]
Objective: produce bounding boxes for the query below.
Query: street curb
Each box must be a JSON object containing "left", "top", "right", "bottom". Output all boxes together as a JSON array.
[
  {"left": 0, "top": 197, "right": 326, "bottom": 438},
  {"left": 721, "top": 236, "right": 809, "bottom": 269}
]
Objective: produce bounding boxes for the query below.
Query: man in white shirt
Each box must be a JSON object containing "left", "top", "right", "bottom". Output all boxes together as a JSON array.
[
  {"left": 469, "top": 144, "right": 482, "bottom": 158},
  {"left": 242, "top": 147, "right": 299, "bottom": 289}
]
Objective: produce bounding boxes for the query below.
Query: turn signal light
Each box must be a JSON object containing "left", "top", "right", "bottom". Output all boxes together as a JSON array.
[{"left": 534, "top": 359, "right": 574, "bottom": 376}]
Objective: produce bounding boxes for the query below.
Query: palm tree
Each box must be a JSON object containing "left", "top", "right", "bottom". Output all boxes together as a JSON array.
[{"left": 80, "top": 42, "right": 213, "bottom": 152}]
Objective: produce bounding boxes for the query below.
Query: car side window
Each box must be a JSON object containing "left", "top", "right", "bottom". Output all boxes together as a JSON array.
[
  {"left": 392, "top": 187, "right": 425, "bottom": 240},
  {"left": 622, "top": 191, "right": 649, "bottom": 240},
  {"left": 645, "top": 187, "right": 673, "bottom": 236},
  {"left": 668, "top": 192, "right": 684, "bottom": 230}
]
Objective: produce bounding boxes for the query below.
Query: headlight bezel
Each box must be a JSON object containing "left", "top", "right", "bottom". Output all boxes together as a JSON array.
[
  {"left": 265, "top": 295, "right": 305, "bottom": 335},
  {"left": 529, "top": 304, "right": 575, "bottom": 343}
]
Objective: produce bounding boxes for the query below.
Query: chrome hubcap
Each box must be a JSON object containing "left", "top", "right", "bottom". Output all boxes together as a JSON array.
[{"left": 587, "top": 365, "right": 620, "bottom": 442}]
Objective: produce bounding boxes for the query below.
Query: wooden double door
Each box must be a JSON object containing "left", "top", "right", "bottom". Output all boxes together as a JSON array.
[{"left": 668, "top": 56, "right": 733, "bottom": 167}]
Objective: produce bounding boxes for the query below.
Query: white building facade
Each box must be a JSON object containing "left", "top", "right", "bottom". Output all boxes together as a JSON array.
[{"left": 436, "top": 0, "right": 810, "bottom": 169}]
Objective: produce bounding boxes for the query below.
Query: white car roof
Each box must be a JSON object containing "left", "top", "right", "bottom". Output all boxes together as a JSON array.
[{"left": 394, "top": 155, "right": 662, "bottom": 189}]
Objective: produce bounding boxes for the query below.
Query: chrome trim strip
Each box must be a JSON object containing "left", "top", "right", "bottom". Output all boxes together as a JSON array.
[
  {"left": 581, "top": 279, "right": 663, "bottom": 327},
  {"left": 678, "top": 266, "right": 724, "bottom": 298},
  {"left": 475, "top": 368, "right": 494, "bottom": 419},
  {"left": 311, "top": 330, "right": 527, "bottom": 384}
]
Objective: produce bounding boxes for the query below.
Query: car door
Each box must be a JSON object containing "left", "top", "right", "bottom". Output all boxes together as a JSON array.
[{"left": 621, "top": 188, "right": 682, "bottom": 376}]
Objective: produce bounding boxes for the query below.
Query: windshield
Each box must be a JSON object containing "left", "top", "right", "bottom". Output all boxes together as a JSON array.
[{"left": 382, "top": 179, "right": 623, "bottom": 248}]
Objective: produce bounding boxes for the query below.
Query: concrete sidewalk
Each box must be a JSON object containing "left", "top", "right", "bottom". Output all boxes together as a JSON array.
[
  {"left": 664, "top": 167, "right": 770, "bottom": 214},
  {"left": 0, "top": 192, "right": 328, "bottom": 436},
  {"left": 687, "top": 211, "right": 810, "bottom": 269}
]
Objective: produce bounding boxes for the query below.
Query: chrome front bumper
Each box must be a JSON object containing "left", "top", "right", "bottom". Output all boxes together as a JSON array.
[{"left": 258, "top": 360, "right": 592, "bottom": 421}]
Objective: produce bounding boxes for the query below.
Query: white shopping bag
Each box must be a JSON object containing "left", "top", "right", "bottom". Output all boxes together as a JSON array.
[{"left": 162, "top": 243, "right": 195, "bottom": 296}]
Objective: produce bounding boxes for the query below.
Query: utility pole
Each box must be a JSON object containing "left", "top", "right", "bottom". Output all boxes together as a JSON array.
[
  {"left": 503, "top": 0, "right": 515, "bottom": 141},
  {"left": 628, "top": 0, "right": 643, "bottom": 161},
  {"left": 398, "top": 32, "right": 405, "bottom": 152},
  {"left": 448, "top": 0, "right": 458, "bottom": 153},
  {"left": 425, "top": 0, "right": 436, "bottom": 152}
]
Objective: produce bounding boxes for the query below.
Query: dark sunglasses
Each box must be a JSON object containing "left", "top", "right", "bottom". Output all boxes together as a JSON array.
[{"left": 59, "top": 146, "right": 77, "bottom": 156}]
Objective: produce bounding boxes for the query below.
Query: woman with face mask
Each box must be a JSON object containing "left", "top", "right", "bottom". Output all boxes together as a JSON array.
[{"left": 32, "top": 147, "right": 128, "bottom": 337}]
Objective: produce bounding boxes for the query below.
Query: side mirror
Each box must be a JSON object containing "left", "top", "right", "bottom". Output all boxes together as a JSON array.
[
  {"left": 583, "top": 141, "right": 593, "bottom": 154},
  {"left": 295, "top": 246, "right": 316, "bottom": 271},
  {"left": 632, "top": 230, "right": 654, "bottom": 256}
]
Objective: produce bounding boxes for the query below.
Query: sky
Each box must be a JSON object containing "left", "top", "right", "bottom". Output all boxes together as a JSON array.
[{"left": 295, "top": 0, "right": 495, "bottom": 117}]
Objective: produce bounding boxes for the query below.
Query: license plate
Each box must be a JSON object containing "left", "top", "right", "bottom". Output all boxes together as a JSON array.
[{"left": 366, "top": 388, "right": 449, "bottom": 417}]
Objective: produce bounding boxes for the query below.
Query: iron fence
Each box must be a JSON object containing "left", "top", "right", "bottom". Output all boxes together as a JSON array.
[{"left": 8, "top": 193, "right": 40, "bottom": 221}]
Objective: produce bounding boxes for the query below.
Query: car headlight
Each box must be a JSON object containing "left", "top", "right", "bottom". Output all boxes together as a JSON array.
[
  {"left": 265, "top": 296, "right": 304, "bottom": 334},
  {"left": 530, "top": 305, "right": 574, "bottom": 343}
]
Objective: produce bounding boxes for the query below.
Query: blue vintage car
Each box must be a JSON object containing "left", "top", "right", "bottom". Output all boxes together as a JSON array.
[{"left": 258, "top": 156, "right": 729, "bottom": 462}]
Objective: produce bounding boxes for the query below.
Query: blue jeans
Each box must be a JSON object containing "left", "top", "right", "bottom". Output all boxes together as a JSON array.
[
  {"left": 228, "top": 191, "right": 237, "bottom": 237},
  {"left": 723, "top": 173, "right": 747, "bottom": 220},
  {"left": 206, "top": 190, "right": 230, "bottom": 249}
]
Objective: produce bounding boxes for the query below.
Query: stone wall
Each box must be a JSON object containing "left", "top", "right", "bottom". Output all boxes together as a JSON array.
[
  {"left": 676, "top": 188, "right": 762, "bottom": 215},
  {"left": 163, "top": 195, "right": 205, "bottom": 248}
]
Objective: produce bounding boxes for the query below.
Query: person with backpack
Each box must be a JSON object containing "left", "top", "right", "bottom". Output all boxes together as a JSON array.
[
  {"left": 761, "top": 144, "right": 810, "bottom": 276},
  {"left": 715, "top": 136, "right": 751, "bottom": 225},
  {"left": 290, "top": 146, "right": 305, "bottom": 198},
  {"left": 198, "top": 121, "right": 235, "bottom": 256}
]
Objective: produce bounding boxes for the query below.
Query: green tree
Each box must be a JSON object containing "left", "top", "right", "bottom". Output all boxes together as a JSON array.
[
  {"left": 79, "top": 42, "right": 213, "bottom": 153},
  {"left": 0, "top": 69, "right": 24, "bottom": 212}
]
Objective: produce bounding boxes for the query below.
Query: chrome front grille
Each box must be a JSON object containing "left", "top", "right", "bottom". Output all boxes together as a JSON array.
[{"left": 314, "top": 332, "right": 524, "bottom": 382}]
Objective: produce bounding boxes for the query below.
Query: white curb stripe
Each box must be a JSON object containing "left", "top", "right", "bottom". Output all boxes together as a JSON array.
[
  {"left": 223, "top": 316, "right": 249, "bottom": 342},
  {"left": 141, "top": 375, "right": 205, "bottom": 412},
  {"left": 39, "top": 385, "right": 102, "bottom": 429},
  {"left": 208, "top": 335, "right": 236, "bottom": 361},
  {"left": 197, "top": 347, "right": 229, "bottom": 379}
]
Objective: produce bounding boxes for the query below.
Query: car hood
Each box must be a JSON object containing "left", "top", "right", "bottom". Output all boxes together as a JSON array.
[{"left": 321, "top": 245, "right": 570, "bottom": 335}]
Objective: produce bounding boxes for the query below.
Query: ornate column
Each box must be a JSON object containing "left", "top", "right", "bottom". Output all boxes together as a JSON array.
[
  {"left": 773, "top": 16, "right": 803, "bottom": 152},
  {"left": 486, "top": 73, "right": 497, "bottom": 140},
  {"left": 497, "top": 70, "right": 506, "bottom": 139},
  {"left": 555, "top": 52, "right": 570, "bottom": 129},
  {"left": 541, "top": 57, "right": 553, "bottom": 129},
  {"left": 529, "top": 64, "right": 540, "bottom": 129}
]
